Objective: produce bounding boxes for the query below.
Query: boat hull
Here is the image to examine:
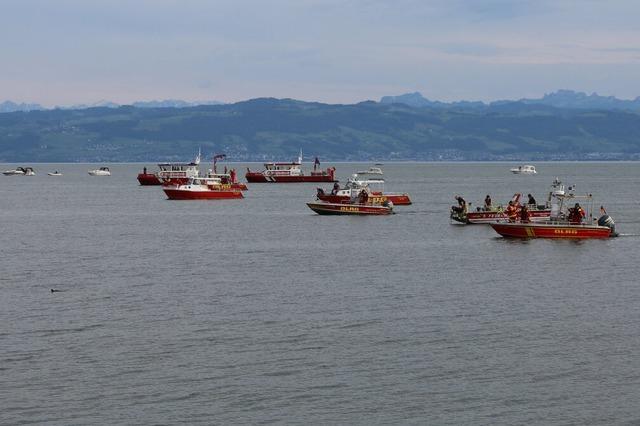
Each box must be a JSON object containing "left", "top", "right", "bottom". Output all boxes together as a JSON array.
[
  {"left": 246, "top": 172, "right": 337, "bottom": 183},
  {"left": 307, "top": 202, "right": 393, "bottom": 215},
  {"left": 490, "top": 222, "right": 611, "bottom": 239},
  {"left": 161, "top": 178, "right": 247, "bottom": 190},
  {"left": 317, "top": 193, "right": 412, "bottom": 205},
  {"left": 464, "top": 209, "right": 551, "bottom": 224},
  {"left": 163, "top": 188, "right": 244, "bottom": 200},
  {"left": 137, "top": 173, "right": 162, "bottom": 185}
]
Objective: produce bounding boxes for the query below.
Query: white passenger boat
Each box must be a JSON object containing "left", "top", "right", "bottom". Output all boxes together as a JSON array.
[
  {"left": 88, "top": 167, "right": 111, "bottom": 176},
  {"left": 510, "top": 165, "right": 537, "bottom": 174}
]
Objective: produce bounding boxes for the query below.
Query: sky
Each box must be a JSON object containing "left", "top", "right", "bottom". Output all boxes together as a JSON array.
[{"left": 2, "top": 0, "right": 640, "bottom": 106}]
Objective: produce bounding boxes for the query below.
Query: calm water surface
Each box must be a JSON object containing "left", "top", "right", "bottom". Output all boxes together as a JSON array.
[{"left": 2, "top": 162, "right": 640, "bottom": 424}]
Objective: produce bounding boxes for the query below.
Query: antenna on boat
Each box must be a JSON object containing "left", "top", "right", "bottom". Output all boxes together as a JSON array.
[
  {"left": 298, "top": 149, "right": 303, "bottom": 164},
  {"left": 195, "top": 147, "right": 201, "bottom": 165}
]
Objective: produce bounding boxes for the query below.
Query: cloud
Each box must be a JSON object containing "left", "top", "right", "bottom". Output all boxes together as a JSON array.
[{"left": 2, "top": 0, "right": 640, "bottom": 104}]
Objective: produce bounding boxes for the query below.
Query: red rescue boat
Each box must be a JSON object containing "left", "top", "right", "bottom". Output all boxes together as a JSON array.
[
  {"left": 246, "top": 151, "right": 337, "bottom": 183},
  {"left": 163, "top": 177, "right": 244, "bottom": 200},
  {"left": 490, "top": 222, "right": 612, "bottom": 239},
  {"left": 307, "top": 202, "right": 393, "bottom": 215},
  {"left": 450, "top": 180, "right": 569, "bottom": 224},
  {"left": 461, "top": 194, "right": 550, "bottom": 224},
  {"left": 317, "top": 167, "right": 412, "bottom": 205},
  {"left": 490, "top": 181, "right": 617, "bottom": 239},
  {"left": 308, "top": 190, "right": 394, "bottom": 215}
]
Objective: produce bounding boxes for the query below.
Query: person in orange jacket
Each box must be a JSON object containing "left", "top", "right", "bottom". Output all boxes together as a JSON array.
[
  {"left": 568, "top": 203, "right": 586, "bottom": 224},
  {"left": 505, "top": 201, "right": 519, "bottom": 222}
]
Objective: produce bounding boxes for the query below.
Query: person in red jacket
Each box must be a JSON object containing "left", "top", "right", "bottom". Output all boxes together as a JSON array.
[
  {"left": 568, "top": 203, "right": 586, "bottom": 224},
  {"left": 505, "top": 201, "right": 518, "bottom": 222}
]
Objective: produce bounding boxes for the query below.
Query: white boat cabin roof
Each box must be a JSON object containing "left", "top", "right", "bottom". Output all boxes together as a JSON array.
[
  {"left": 263, "top": 162, "right": 301, "bottom": 170},
  {"left": 158, "top": 162, "right": 199, "bottom": 170}
]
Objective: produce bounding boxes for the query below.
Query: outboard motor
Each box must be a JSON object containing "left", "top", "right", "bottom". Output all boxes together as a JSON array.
[{"left": 597, "top": 214, "right": 618, "bottom": 237}]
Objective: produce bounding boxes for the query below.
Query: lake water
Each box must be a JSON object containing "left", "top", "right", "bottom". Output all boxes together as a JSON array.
[{"left": 2, "top": 162, "right": 640, "bottom": 424}]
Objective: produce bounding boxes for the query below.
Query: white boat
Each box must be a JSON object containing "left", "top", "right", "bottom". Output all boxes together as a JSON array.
[
  {"left": 88, "top": 167, "right": 111, "bottom": 176},
  {"left": 3, "top": 167, "right": 26, "bottom": 176},
  {"left": 510, "top": 165, "right": 537, "bottom": 174},
  {"left": 3, "top": 167, "right": 35, "bottom": 176},
  {"left": 48, "top": 171, "right": 63, "bottom": 176},
  {"left": 356, "top": 166, "right": 384, "bottom": 175}
]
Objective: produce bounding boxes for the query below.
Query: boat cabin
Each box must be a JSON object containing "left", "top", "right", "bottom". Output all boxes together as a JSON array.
[
  {"left": 185, "top": 176, "right": 222, "bottom": 187},
  {"left": 262, "top": 162, "right": 302, "bottom": 176},
  {"left": 158, "top": 162, "right": 199, "bottom": 180}
]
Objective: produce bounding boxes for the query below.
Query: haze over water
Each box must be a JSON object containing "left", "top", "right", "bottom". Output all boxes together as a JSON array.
[{"left": 2, "top": 162, "right": 640, "bottom": 424}]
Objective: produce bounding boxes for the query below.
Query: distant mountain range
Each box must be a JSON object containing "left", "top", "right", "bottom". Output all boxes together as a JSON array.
[
  {"left": 0, "top": 101, "right": 46, "bottom": 113},
  {"left": 0, "top": 99, "right": 224, "bottom": 113},
  {"left": 1, "top": 97, "right": 640, "bottom": 162},
  {"left": 3, "top": 90, "right": 640, "bottom": 114},
  {"left": 380, "top": 90, "right": 640, "bottom": 111}
]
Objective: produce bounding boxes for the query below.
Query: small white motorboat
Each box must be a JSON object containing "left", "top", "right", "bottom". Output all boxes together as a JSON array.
[
  {"left": 3, "top": 167, "right": 35, "bottom": 176},
  {"left": 48, "top": 171, "right": 63, "bottom": 176},
  {"left": 88, "top": 167, "right": 111, "bottom": 176},
  {"left": 3, "top": 167, "right": 26, "bottom": 176},
  {"left": 510, "top": 165, "right": 537, "bottom": 174}
]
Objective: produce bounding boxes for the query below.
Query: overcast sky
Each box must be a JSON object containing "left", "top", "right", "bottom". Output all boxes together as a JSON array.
[{"left": 2, "top": 0, "right": 640, "bottom": 105}]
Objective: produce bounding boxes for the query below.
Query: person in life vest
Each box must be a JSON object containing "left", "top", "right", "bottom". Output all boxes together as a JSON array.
[
  {"left": 505, "top": 200, "right": 519, "bottom": 222},
  {"left": 520, "top": 204, "right": 531, "bottom": 223},
  {"left": 452, "top": 195, "right": 466, "bottom": 214},
  {"left": 568, "top": 202, "right": 586, "bottom": 224},
  {"left": 358, "top": 189, "right": 369, "bottom": 204},
  {"left": 484, "top": 195, "right": 492, "bottom": 210}
]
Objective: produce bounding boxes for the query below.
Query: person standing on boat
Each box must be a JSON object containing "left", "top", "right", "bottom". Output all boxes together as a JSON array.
[
  {"left": 452, "top": 196, "right": 466, "bottom": 214},
  {"left": 484, "top": 195, "right": 492, "bottom": 210},
  {"left": 506, "top": 201, "right": 518, "bottom": 222},
  {"left": 568, "top": 203, "right": 586, "bottom": 224},
  {"left": 527, "top": 194, "right": 537, "bottom": 206},
  {"left": 520, "top": 204, "right": 531, "bottom": 223},
  {"left": 143, "top": 167, "right": 147, "bottom": 175},
  {"left": 359, "top": 189, "right": 369, "bottom": 204}
]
